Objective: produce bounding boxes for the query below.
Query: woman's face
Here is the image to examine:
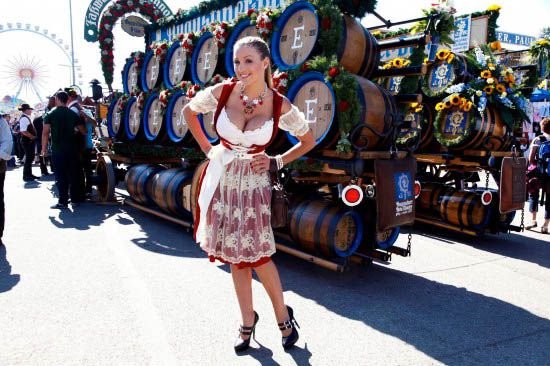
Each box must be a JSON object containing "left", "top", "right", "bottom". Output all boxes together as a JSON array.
[{"left": 233, "top": 45, "right": 268, "bottom": 86}]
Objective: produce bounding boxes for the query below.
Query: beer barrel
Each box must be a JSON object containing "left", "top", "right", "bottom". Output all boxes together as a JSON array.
[
  {"left": 422, "top": 55, "right": 469, "bottom": 98},
  {"left": 190, "top": 32, "right": 220, "bottom": 86},
  {"left": 350, "top": 75, "right": 397, "bottom": 150},
  {"left": 375, "top": 227, "right": 400, "bottom": 249},
  {"left": 140, "top": 50, "right": 163, "bottom": 92},
  {"left": 163, "top": 42, "right": 188, "bottom": 89},
  {"left": 125, "top": 164, "right": 164, "bottom": 205},
  {"left": 396, "top": 102, "right": 436, "bottom": 151},
  {"left": 416, "top": 182, "right": 450, "bottom": 216},
  {"left": 440, "top": 191, "right": 492, "bottom": 231},
  {"left": 337, "top": 15, "right": 380, "bottom": 79},
  {"left": 124, "top": 96, "right": 143, "bottom": 141},
  {"left": 150, "top": 168, "right": 194, "bottom": 217},
  {"left": 199, "top": 111, "right": 219, "bottom": 143},
  {"left": 285, "top": 71, "right": 337, "bottom": 148},
  {"left": 435, "top": 105, "right": 510, "bottom": 151},
  {"left": 271, "top": 1, "right": 319, "bottom": 71},
  {"left": 225, "top": 19, "right": 261, "bottom": 77},
  {"left": 122, "top": 58, "right": 141, "bottom": 94},
  {"left": 188, "top": 160, "right": 209, "bottom": 222},
  {"left": 289, "top": 200, "right": 363, "bottom": 258},
  {"left": 107, "top": 96, "right": 125, "bottom": 140},
  {"left": 143, "top": 92, "right": 168, "bottom": 143},
  {"left": 165, "top": 90, "right": 192, "bottom": 144}
]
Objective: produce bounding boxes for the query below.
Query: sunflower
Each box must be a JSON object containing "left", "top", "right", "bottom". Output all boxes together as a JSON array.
[
  {"left": 487, "top": 4, "right": 502, "bottom": 11},
  {"left": 459, "top": 98, "right": 467, "bottom": 108},
  {"left": 436, "top": 49, "right": 450, "bottom": 61},
  {"left": 483, "top": 86, "right": 494, "bottom": 95},
  {"left": 463, "top": 101, "right": 473, "bottom": 112},
  {"left": 435, "top": 102, "right": 445, "bottom": 111},
  {"left": 507, "top": 74, "right": 515, "bottom": 84},
  {"left": 444, "top": 100, "right": 453, "bottom": 108},
  {"left": 496, "top": 84, "right": 506, "bottom": 93},
  {"left": 481, "top": 70, "right": 492, "bottom": 78},
  {"left": 450, "top": 94, "right": 461, "bottom": 105},
  {"left": 490, "top": 41, "right": 502, "bottom": 51},
  {"left": 392, "top": 58, "right": 404, "bottom": 68},
  {"left": 446, "top": 53, "right": 455, "bottom": 63}
]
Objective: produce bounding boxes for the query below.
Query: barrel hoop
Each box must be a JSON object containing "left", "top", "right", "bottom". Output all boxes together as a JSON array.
[
  {"left": 336, "top": 15, "right": 348, "bottom": 62},
  {"left": 122, "top": 59, "right": 134, "bottom": 95},
  {"left": 466, "top": 193, "right": 477, "bottom": 228},
  {"left": 292, "top": 202, "right": 310, "bottom": 246},
  {"left": 313, "top": 204, "right": 332, "bottom": 256},
  {"left": 165, "top": 90, "right": 187, "bottom": 143},
  {"left": 106, "top": 97, "right": 120, "bottom": 138},
  {"left": 163, "top": 42, "right": 184, "bottom": 89},
  {"left": 441, "top": 191, "right": 450, "bottom": 222},
  {"left": 143, "top": 92, "right": 161, "bottom": 141},
  {"left": 326, "top": 208, "right": 343, "bottom": 256},
  {"left": 456, "top": 193, "right": 470, "bottom": 228},
  {"left": 357, "top": 26, "right": 376, "bottom": 77},
  {"left": 376, "top": 226, "right": 400, "bottom": 249}
]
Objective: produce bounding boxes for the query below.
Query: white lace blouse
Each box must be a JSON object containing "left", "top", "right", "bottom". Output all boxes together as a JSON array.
[{"left": 187, "top": 86, "right": 310, "bottom": 140}]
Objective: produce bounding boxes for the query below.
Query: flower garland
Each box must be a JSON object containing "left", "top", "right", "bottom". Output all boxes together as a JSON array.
[
  {"left": 256, "top": 9, "right": 280, "bottom": 41},
  {"left": 178, "top": 32, "right": 198, "bottom": 56},
  {"left": 410, "top": 5, "right": 456, "bottom": 46},
  {"left": 396, "top": 102, "right": 425, "bottom": 148},
  {"left": 272, "top": 70, "right": 289, "bottom": 94},
  {"left": 98, "top": 0, "right": 161, "bottom": 89},
  {"left": 311, "top": 0, "right": 344, "bottom": 58},
  {"left": 150, "top": 40, "right": 169, "bottom": 63},
  {"left": 421, "top": 48, "right": 461, "bottom": 98},
  {"left": 333, "top": 0, "right": 377, "bottom": 19},
  {"left": 433, "top": 106, "right": 475, "bottom": 147},
  {"left": 208, "top": 21, "right": 230, "bottom": 49},
  {"left": 287, "top": 55, "right": 360, "bottom": 153},
  {"left": 529, "top": 38, "right": 550, "bottom": 78}
]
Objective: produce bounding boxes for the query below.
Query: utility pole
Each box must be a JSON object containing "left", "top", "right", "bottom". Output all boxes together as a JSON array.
[{"left": 68, "top": 0, "right": 76, "bottom": 86}]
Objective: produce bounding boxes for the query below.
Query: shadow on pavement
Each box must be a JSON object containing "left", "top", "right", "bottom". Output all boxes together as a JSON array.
[
  {"left": 48, "top": 202, "right": 120, "bottom": 231},
  {"left": 123, "top": 206, "right": 203, "bottom": 258},
  {"left": 415, "top": 226, "right": 550, "bottom": 269},
  {"left": 273, "top": 253, "right": 550, "bottom": 366},
  {"left": 0, "top": 244, "right": 20, "bottom": 293}
]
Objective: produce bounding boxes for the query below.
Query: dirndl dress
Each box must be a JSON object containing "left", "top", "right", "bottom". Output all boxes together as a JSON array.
[{"left": 188, "top": 83, "right": 309, "bottom": 268}]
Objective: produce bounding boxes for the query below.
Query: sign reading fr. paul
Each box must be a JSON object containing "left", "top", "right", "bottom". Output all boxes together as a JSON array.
[{"left": 84, "top": 0, "right": 173, "bottom": 42}]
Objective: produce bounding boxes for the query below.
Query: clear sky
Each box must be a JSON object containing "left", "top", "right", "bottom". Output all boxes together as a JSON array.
[{"left": 0, "top": 0, "right": 548, "bottom": 105}]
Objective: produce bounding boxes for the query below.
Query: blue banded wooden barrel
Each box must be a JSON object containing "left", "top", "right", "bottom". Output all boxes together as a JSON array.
[
  {"left": 375, "top": 227, "right": 400, "bottom": 249},
  {"left": 351, "top": 75, "right": 398, "bottom": 150},
  {"left": 396, "top": 102, "right": 436, "bottom": 152},
  {"left": 285, "top": 71, "right": 337, "bottom": 148},
  {"left": 199, "top": 111, "right": 219, "bottom": 143},
  {"left": 190, "top": 32, "right": 221, "bottom": 86},
  {"left": 435, "top": 105, "right": 511, "bottom": 151},
  {"left": 107, "top": 96, "right": 125, "bottom": 140},
  {"left": 163, "top": 42, "right": 188, "bottom": 89},
  {"left": 440, "top": 191, "right": 492, "bottom": 231},
  {"left": 150, "top": 169, "right": 194, "bottom": 217},
  {"left": 141, "top": 50, "right": 163, "bottom": 92},
  {"left": 271, "top": 1, "right": 319, "bottom": 71},
  {"left": 143, "top": 92, "right": 168, "bottom": 143},
  {"left": 165, "top": 90, "right": 192, "bottom": 144},
  {"left": 289, "top": 200, "right": 363, "bottom": 258},
  {"left": 125, "top": 164, "right": 164, "bottom": 205},
  {"left": 336, "top": 15, "right": 380, "bottom": 79},
  {"left": 124, "top": 96, "right": 143, "bottom": 141},
  {"left": 122, "top": 58, "right": 141, "bottom": 94}
]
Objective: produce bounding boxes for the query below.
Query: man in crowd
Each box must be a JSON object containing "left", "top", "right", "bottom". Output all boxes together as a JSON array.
[
  {"left": 33, "top": 97, "right": 55, "bottom": 176},
  {"left": 18, "top": 104, "right": 39, "bottom": 182},
  {"left": 41, "top": 91, "right": 86, "bottom": 209},
  {"left": 0, "top": 111, "right": 14, "bottom": 245},
  {"left": 66, "top": 89, "right": 87, "bottom": 202}
]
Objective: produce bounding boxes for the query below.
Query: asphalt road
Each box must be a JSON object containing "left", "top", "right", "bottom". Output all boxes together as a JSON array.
[{"left": 1, "top": 164, "right": 549, "bottom": 366}]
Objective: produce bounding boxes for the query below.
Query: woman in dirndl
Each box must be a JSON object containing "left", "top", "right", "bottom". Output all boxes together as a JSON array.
[{"left": 183, "top": 36, "right": 315, "bottom": 352}]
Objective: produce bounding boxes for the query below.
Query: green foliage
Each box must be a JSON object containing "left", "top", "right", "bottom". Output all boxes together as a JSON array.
[
  {"left": 333, "top": 0, "right": 377, "bottom": 19},
  {"left": 311, "top": 0, "right": 344, "bottom": 57},
  {"left": 411, "top": 7, "right": 456, "bottom": 46}
]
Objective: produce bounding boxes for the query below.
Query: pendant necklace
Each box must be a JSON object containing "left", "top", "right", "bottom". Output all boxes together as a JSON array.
[{"left": 239, "top": 83, "right": 267, "bottom": 115}]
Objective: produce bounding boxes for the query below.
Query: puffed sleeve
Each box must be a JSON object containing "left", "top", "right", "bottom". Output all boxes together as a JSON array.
[
  {"left": 278, "top": 105, "right": 309, "bottom": 137},
  {"left": 187, "top": 86, "right": 219, "bottom": 114}
]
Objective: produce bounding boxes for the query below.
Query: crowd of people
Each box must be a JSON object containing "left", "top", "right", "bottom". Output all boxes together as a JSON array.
[{"left": 0, "top": 88, "right": 98, "bottom": 213}]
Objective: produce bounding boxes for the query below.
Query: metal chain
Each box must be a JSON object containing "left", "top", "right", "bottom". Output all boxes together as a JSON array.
[
  {"left": 407, "top": 230, "right": 412, "bottom": 256},
  {"left": 485, "top": 170, "right": 490, "bottom": 190},
  {"left": 520, "top": 207, "right": 525, "bottom": 232}
]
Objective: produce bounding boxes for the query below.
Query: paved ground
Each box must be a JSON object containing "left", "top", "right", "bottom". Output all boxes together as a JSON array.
[{"left": 1, "top": 164, "right": 549, "bottom": 366}]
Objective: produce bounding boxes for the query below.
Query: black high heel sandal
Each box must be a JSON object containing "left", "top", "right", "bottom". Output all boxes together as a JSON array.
[
  {"left": 278, "top": 305, "right": 300, "bottom": 350},
  {"left": 234, "top": 311, "right": 259, "bottom": 352}
]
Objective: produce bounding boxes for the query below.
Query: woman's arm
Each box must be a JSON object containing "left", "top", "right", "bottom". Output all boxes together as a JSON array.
[
  {"left": 529, "top": 143, "right": 538, "bottom": 165},
  {"left": 182, "top": 84, "right": 223, "bottom": 155}
]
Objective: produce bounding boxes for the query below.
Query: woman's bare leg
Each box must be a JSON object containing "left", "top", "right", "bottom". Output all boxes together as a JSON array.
[
  {"left": 231, "top": 265, "right": 255, "bottom": 339},
  {"left": 254, "top": 260, "right": 292, "bottom": 337}
]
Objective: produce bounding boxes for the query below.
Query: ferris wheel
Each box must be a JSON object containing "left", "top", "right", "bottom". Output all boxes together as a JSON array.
[
  {"left": 0, "top": 21, "right": 84, "bottom": 100},
  {"left": 2, "top": 54, "right": 48, "bottom": 103}
]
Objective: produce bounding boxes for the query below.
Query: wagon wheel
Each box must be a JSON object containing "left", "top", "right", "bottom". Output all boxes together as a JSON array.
[{"left": 96, "top": 155, "right": 116, "bottom": 202}]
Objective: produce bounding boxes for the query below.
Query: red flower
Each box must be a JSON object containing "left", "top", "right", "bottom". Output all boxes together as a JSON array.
[
  {"left": 338, "top": 100, "right": 351, "bottom": 112},
  {"left": 193, "top": 85, "right": 200, "bottom": 91},
  {"left": 266, "top": 22, "right": 273, "bottom": 30},
  {"left": 161, "top": 43, "right": 168, "bottom": 49},
  {"left": 221, "top": 22, "right": 228, "bottom": 29},
  {"left": 321, "top": 17, "right": 332, "bottom": 30},
  {"left": 178, "top": 33, "right": 184, "bottom": 41},
  {"left": 247, "top": 9, "right": 256, "bottom": 17},
  {"left": 328, "top": 67, "right": 339, "bottom": 78},
  {"left": 300, "top": 62, "right": 309, "bottom": 72}
]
